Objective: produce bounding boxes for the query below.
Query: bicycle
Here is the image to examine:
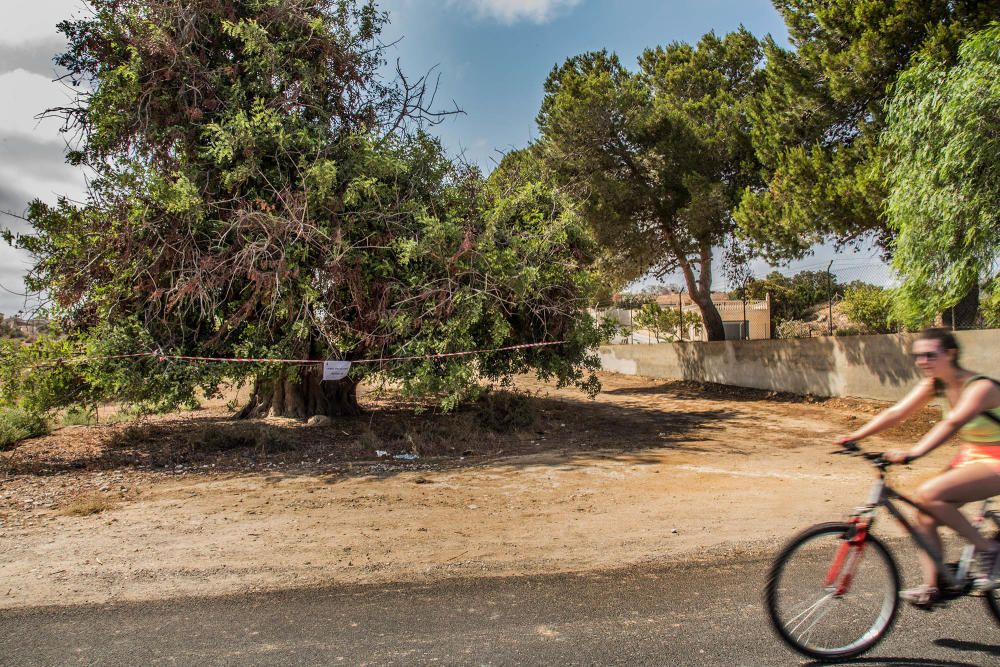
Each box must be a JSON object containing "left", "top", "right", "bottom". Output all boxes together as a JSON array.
[{"left": 764, "top": 441, "right": 1000, "bottom": 661}]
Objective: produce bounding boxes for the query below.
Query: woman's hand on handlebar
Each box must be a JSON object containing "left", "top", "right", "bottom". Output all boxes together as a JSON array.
[
  {"left": 883, "top": 449, "right": 913, "bottom": 464},
  {"left": 836, "top": 436, "right": 858, "bottom": 450}
]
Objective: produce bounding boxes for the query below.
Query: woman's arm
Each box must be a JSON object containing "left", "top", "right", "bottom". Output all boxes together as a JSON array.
[
  {"left": 901, "top": 378, "right": 1000, "bottom": 461},
  {"left": 843, "top": 378, "right": 936, "bottom": 443}
]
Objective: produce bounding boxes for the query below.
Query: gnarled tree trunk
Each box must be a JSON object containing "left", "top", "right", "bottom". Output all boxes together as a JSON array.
[
  {"left": 676, "top": 242, "right": 727, "bottom": 341},
  {"left": 237, "top": 368, "right": 361, "bottom": 419}
]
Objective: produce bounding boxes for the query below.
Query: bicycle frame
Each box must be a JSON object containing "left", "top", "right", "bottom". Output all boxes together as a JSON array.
[
  {"left": 849, "top": 463, "right": 1000, "bottom": 592},
  {"left": 767, "top": 446, "right": 1000, "bottom": 662}
]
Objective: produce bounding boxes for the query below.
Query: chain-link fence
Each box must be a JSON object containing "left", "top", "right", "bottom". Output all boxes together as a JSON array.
[{"left": 598, "top": 256, "right": 997, "bottom": 342}]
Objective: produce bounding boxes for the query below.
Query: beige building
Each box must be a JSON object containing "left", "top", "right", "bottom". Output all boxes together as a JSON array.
[
  {"left": 654, "top": 292, "right": 772, "bottom": 341},
  {"left": 0, "top": 313, "right": 48, "bottom": 338}
]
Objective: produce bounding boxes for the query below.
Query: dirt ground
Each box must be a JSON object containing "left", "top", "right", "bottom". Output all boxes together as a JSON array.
[{"left": 0, "top": 372, "right": 953, "bottom": 609}]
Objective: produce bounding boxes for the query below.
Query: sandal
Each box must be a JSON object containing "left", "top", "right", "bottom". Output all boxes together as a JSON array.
[
  {"left": 899, "top": 585, "right": 940, "bottom": 609},
  {"left": 973, "top": 546, "right": 1000, "bottom": 591}
]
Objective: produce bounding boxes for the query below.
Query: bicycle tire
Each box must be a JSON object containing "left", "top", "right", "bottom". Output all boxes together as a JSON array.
[
  {"left": 984, "top": 530, "right": 1000, "bottom": 625},
  {"left": 765, "top": 521, "right": 900, "bottom": 661}
]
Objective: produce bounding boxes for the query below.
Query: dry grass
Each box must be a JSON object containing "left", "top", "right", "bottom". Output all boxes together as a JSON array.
[{"left": 59, "top": 495, "right": 118, "bottom": 517}]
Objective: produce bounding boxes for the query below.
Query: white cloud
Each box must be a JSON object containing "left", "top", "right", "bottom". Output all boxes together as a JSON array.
[
  {"left": 453, "top": 0, "right": 582, "bottom": 25},
  {"left": 0, "top": 37, "right": 66, "bottom": 77},
  {"left": 0, "top": 0, "right": 87, "bottom": 45},
  {"left": 0, "top": 69, "right": 76, "bottom": 138},
  {"left": 0, "top": 245, "right": 39, "bottom": 318}
]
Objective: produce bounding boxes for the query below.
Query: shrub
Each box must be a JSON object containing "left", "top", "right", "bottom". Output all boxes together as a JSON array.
[
  {"left": 61, "top": 408, "right": 97, "bottom": 427},
  {"left": 60, "top": 495, "right": 117, "bottom": 517},
  {"left": 841, "top": 283, "right": 899, "bottom": 334},
  {"left": 775, "top": 320, "right": 813, "bottom": 339},
  {"left": 632, "top": 303, "right": 703, "bottom": 343},
  {"left": 476, "top": 390, "right": 536, "bottom": 433},
  {"left": 0, "top": 407, "right": 49, "bottom": 449}
]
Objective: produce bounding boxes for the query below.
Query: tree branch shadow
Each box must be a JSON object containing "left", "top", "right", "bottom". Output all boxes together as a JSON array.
[{"left": 0, "top": 386, "right": 743, "bottom": 484}]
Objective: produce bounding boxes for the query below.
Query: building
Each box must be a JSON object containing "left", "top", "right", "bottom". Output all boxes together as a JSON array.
[
  {"left": 654, "top": 292, "right": 772, "bottom": 341},
  {"left": 597, "top": 292, "right": 772, "bottom": 343},
  {"left": 0, "top": 313, "right": 48, "bottom": 339}
]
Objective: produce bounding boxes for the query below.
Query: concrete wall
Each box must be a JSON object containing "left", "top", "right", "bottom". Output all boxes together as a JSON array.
[{"left": 599, "top": 329, "right": 1000, "bottom": 402}]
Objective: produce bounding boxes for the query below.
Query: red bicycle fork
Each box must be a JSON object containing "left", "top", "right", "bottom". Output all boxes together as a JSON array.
[{"left": 825, "top": 520, "right": 869, "bottom": 595}]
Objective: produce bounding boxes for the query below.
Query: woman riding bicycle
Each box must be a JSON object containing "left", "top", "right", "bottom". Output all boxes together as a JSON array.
[{"left": 840, "top": 327, "right": 1000, "bottom": 607}]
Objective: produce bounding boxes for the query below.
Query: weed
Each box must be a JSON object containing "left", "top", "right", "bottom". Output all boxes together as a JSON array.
[
  {"left": 60, "top": 495, "right": 117, "bottom": 516},
  {"left": 61, "top": 408, "right": 97, "bottom": 427},
  {"left": 0, "top": 407, "right": 49, "bottom": 449},
  {"left": 359, "top": 426, "right": 382, "bottom": 451},
  {"left": 475, "top": 390, "right": 537, "bottom": 433}
]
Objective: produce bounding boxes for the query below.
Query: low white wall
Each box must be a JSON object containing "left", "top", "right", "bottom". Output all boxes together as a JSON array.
[{"left": 599, "top": 330, "right": 1000, "bottom": 402}]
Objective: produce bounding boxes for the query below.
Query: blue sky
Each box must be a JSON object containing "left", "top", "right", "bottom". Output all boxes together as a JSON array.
[
  {"left": 379, "top": 0, "right": 790, "bottom": 170},
  {"left": 0, "top": 0, "right": 890, "bottom": 316}
]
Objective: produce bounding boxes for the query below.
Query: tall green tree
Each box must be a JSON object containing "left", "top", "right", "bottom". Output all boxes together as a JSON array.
[
  {"left": 2, "top": 0, "right": 603, "bottom": 419},
  {"left": 882, "top": 24, "right": 1000, "bottom": 327},
  {"left": 537, "top": 29, "right": 764, "bottom": 341},
  {"left": 734, "top": 269, "right": 839, "bottom": 323},
  {"left": 737, "top": 0, "right": 1000, "bottom": 261}
]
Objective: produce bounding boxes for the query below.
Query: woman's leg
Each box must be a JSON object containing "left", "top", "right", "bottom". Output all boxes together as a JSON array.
[
  {"left": 910, "top": 509, "right": 943, "bottom": 589},
  {"left": 916, "top": 463, "right": 1000, "bottom": 552}
]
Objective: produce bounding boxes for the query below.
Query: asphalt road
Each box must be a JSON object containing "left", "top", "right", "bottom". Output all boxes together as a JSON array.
[{"left": 3, "top": 552, "right": 1000, "bottom": 666}]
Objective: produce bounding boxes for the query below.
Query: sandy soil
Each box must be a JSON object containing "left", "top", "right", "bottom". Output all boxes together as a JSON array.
[{"left": 0, "top": 372, "right": 952, "bottom": 609}]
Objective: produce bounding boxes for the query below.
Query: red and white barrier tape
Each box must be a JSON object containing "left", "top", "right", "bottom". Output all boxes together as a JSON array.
[{"left": 26, "top": 340, "right": 567, "bottom": 368}]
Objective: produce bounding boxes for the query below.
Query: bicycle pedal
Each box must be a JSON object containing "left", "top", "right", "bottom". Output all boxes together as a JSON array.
[{"left": 904, "top": 599, "right": 946, "bottom": 612}]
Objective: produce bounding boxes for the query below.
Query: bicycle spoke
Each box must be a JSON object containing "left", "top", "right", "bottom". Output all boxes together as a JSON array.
[
  {"left": 765, "top": 523, "right": 899, "bottom": 661},
  {"left": 787, "top": 593, "right": 837, "bottom": 643}
]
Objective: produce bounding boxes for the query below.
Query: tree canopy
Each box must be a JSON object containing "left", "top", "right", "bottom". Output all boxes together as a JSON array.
[
  {"left": 733, "top": 269, "right": 839, "bottom": 324},
  {"left": 737, "top": 0, "right": 1000, "bottom": 262},
  {"left": 1, "top": 0, "right": 604, "bottom": 418},
  {"left": 536, "top": 29, "right": 764, "bottom": 340},
  {"left": 882, "top": 23, "right": 1000, "bottom": 327}
]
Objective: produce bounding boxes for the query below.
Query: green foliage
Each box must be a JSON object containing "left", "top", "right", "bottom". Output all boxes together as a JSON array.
[
  {"left": 735, "top": 270, "right": 838, "bottom": 323},
  {"left": 3, "top": 1, "right": 603, "bottom": 417},
  {"left": 883, "top": 24, "right": 1000, "bottom": 327},
  {"left": 0, "top": 319, "right": 228, "bottom": 417},
  {"left": 61, "top": 408, "right": 98, "bottom": 427},
  {"left": 537, "top": 29, "right": 764, "bottom": 340},
  {"left": 775, "top": 319, "right": 812, "bottom": 339},
  {"left": 840, "top": 282, "right": 899, "bottom": 334},
  {"left": 632, "top": 302, "right": 702, "bottom": 343},
  {"left": 982, "top": 280, "right": 1000, "bottom": 328},
  {"left": 738, "top": 1, "right": 1000, "bottom": 261},
  {"left": 614, "top": 293, "right": 655, "bottom": 311},
  {"left": 0, "top": 407, "right": 49, "bottom": 449}
]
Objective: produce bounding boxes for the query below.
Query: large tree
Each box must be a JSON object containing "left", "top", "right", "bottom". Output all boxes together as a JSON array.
[
  {"left": 2, "top": 0, "right": 603, "bottom": 419},
  {"left": 882, "top": 24, "right": 1000, "bottom": 327},
  {"left": 737, "top": 0, "right": 1000, "bottom": 261},
  {"left": 537, "top": 29, "right": 764, "bottom": 341}
]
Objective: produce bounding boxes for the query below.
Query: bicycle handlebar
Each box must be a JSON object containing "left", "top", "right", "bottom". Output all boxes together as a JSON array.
[{"left": 830, "top": 440, "right": 892, "bottom": 467}]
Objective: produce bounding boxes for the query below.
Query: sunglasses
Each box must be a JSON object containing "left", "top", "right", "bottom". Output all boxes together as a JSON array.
[{"left": 911, "top": 351, "right": 941, "bottom": 361}]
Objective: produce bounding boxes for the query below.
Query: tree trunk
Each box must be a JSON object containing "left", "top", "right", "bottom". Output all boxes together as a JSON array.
[
  {"left": 237, "top": 369, "right": 362, "bottom": 419},
  {"left": 674, "top": 247, "right": 726, "bottom": 341},
  {"left": 689, "top": 289, "right": 726, "bottom": 341},
  {"left": 943, "top": 284, "right": 980, "bottom": 330}
]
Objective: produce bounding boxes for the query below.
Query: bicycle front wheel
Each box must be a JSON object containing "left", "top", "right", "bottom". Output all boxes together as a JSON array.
[{"left": 765, "top": 522, "right": 900, "bottom": 661}]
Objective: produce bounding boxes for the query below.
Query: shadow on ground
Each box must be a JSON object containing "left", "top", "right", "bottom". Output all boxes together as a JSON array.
[
  {"left": 603, "top": 378, "right": 832, "bottom": 404},
  {"left": 0, "top": 387, "right": 740, "bottom": 482}
]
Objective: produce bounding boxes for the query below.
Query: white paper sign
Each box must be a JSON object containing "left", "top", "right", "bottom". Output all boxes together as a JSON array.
[{"left": 322, "top": 360, "right": 352, "bottom": 382}]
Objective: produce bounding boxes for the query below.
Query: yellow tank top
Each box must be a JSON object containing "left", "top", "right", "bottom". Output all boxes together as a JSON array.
[{"left": 951, "top": 376, "right": 1000, "bottom": 443}]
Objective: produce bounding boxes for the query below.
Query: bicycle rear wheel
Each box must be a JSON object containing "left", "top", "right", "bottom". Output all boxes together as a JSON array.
[
  {"left": 765, "top": 522, "right": 900, "bottom": 661},
  {"left": 984, "top": 531, "right": 1000, "bottom": 624}
]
